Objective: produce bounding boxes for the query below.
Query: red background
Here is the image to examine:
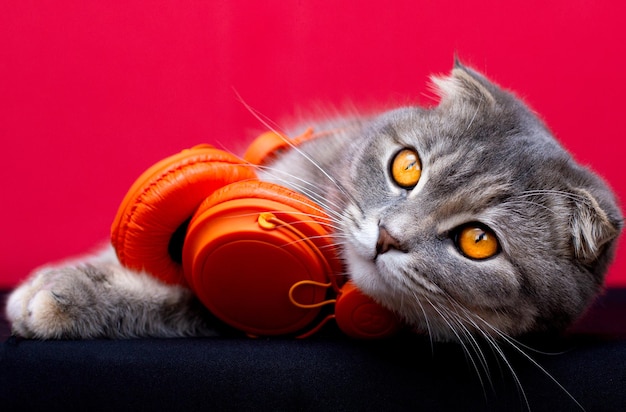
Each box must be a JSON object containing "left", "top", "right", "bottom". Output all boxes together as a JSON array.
[{"left": 1, "top": 1, "right": 625, "bottom": 288}]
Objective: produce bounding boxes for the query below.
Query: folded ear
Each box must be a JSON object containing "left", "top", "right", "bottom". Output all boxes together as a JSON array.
[
  {"left": 430, "top": 61, "right": 497, "bottom": 108},
  {"left": 570, "top": 188, "right": 621, "bottom": 264}
]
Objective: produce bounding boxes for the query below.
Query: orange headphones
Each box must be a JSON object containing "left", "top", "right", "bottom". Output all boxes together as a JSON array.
[{"left": 111, "top": 130, "right": 401, "bottom": 338}]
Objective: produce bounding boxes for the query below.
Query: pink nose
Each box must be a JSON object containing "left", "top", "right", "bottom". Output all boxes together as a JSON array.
[{"left": 376, "top": 226, "right": 405, "bottom": 256}]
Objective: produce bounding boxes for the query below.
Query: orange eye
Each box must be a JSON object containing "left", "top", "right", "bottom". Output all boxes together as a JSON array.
[
  {"left": 456, "top": 225, "right": 499, "bottom": 260},
  {"left": 391, "top": 149, "right": 421, "bottom": 189}
]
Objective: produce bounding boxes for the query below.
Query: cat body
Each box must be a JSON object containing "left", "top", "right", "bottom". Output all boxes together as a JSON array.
[{"left": 6, "top": 62, "right": 623, "bottom": 342}]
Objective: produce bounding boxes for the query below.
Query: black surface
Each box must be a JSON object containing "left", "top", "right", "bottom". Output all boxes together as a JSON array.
[{"left": 1, "top": 289, "right": 625, "bottom": 412}]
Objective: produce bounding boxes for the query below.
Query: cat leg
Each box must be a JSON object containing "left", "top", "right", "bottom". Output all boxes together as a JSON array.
[{"left": 6, "top": 257, "right": 218, "bottom": 339}]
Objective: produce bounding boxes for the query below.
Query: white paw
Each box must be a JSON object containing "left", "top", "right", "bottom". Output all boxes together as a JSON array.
[
  {"left": 6, "top": 262, "right": 218, "bottom": 339},
  {"left": 6, "top": 265, "right": 106, "bottom": 339}
]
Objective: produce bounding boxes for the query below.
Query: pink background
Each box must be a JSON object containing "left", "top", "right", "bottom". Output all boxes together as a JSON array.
[{"left": 1, "top": 1, "right": 625, "bottom": 288}]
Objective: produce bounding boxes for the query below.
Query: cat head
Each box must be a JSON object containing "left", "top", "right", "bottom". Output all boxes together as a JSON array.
[{"left": 338, "top": 62, "right": 623, "bottom": 340}]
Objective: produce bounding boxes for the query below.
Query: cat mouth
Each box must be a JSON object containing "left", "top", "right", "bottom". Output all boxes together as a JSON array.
[{"left": 346, "top": 241, "right": 442, "bottom": 299}]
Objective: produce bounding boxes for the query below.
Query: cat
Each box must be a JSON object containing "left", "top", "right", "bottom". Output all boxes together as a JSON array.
[{"left": 6, "top": 61, "right": 623, "bottom": 344}]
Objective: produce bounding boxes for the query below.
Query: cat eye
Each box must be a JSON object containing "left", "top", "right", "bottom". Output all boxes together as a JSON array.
[
  {"left": 391, "top": 149, "right": 422, "bottom": 189},
  {"left": 455, "top": 224, "right": 499, "bottom": 260}
]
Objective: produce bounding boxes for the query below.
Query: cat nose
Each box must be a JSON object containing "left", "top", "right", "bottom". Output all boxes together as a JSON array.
[{"left": 376, "top": 226, "right": 406, "bottom": 256}]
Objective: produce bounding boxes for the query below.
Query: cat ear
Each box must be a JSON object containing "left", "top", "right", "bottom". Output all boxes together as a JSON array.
[
  {"left": 569, "top": 188, "right": 621, "bottom": 264},
  {"left": 430, "top": 61, "right": 497, "bottom": 107}
]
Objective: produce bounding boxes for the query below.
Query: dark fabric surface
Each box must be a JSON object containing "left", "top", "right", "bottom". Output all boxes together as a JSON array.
[{"left": 1, "top": 289, "right": 625, "bottom": 412}]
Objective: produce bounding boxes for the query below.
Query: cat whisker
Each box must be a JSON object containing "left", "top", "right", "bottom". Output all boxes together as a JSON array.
[
  {"left": 477, "top": 320, "right": 584, "bottom": 411},
  {"left": 480, "top": 330, "right": 531, "bottom": 411},
  {"left": 446, "top": 298, "right": 584, "bottom": 411},
  {"left": 448, "top": 304, "right": 529, "bottom": 407},
  {"left": 236, "top": 92, "right": 355, "bottom": 204},
  {"left": 211, "top": 146, "right": 347, "bottom": 221},
  {"left": 409, "top": 290, "right": 435, "bottom": 353},
  {"left": 431, "top": 297, "right": 533, "bottom": 410},
  {"left": 253, "top": 163, "right": 339, "bottom": 197},
  {"left": 232, "top": 88, "right": 289, "bottom": 137},
  {"left": 423, "top": 296, "right": 492, "bottom": 396},
  {"left": 405, "top": 285, "right": 582, "bottom": 412},
  {"left": 251, "top": 164, "right": 349, "bottom": 222},
  {"left": 433, "top": 298, "right": 498, "bottom": 391},
  {"left": 279, "top": 234, "right": 342, "bottom": 249},
  {"left": 317, "top": 242, "right": 349, "bottom": 252}
]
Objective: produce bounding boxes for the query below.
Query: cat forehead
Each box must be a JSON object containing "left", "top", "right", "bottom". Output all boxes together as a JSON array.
[
  {"left": 355, "top": 107, "right": 574, "bottom": 216},
  {"left": 373, "top": 101, "right": 534, "bottom": 144},
  {"left": 367, "top": 105, "right": 560, "bottom": 171}
]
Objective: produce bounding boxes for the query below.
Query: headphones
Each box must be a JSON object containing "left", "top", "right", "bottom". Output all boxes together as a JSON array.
[{"left": 111, "top": 130, "right": 402, "bottom": 339}]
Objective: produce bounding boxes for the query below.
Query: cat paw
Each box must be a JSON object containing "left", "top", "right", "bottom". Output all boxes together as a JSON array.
[
  {"left": 6, "top": 265, "right": 111, "bottom": 339},
  {"left": 6, "top": 262, "right": 219, "bottom": 339}
]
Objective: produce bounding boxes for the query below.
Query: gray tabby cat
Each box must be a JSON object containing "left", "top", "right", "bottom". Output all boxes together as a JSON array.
[{"left": 6, "top": 62, "right": 623, "bottom": 343}]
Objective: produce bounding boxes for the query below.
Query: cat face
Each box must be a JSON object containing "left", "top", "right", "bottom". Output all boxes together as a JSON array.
[{"left": 333, "top": 64, "right": 623, "bottom": 340}]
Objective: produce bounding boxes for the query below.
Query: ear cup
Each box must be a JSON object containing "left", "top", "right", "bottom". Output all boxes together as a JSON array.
[
  {"left": 334, "top": 281, "right": 401, "bottom": 339},
  {"left": 111, "top": 145, "right": 257, "bottom": 285},
  {"left": 183, "top": 180, "right": 342, "bottom": 336}
]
